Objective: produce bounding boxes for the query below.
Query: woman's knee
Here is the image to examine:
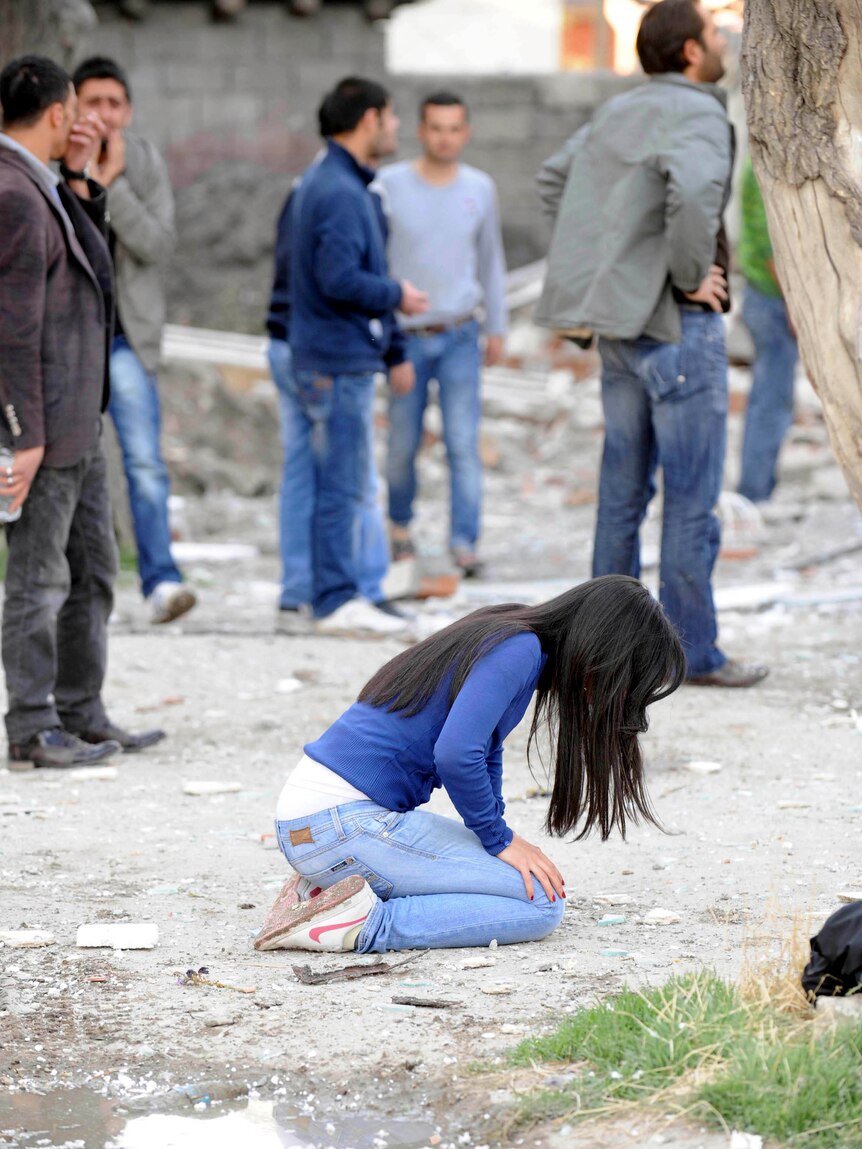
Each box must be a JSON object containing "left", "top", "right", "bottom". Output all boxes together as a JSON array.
[{"left": 522, "top": 894, "right": 565, "bottom": 942}]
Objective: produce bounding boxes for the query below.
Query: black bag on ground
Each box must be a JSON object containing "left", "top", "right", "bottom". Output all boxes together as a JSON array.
[{"left": 802, "top": 901, "right": 862, "bottom": 997}]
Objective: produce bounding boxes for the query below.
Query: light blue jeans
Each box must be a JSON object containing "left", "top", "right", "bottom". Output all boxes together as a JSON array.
[
  {"left": 268, "top": 339, "right": 388, "bottom": 610},
  {"left": 738, "top": 284, "right": 798, "bottom": 503},
  {"left": 593, "top": 309, "right": 728, "bottom": 678},
  {"left": 109, "top": 337, "right": 182, "bottom": 598},
  {"left": 276, "top": 800, "right": 565, "bottom": 953},
  {"left": 387, "top": 320, "right": 483, "bottom": 550}
]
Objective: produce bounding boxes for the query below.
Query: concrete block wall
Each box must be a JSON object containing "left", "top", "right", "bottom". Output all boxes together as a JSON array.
[{"left": 83, "top": 1, "right": 638, "bottom": 332}]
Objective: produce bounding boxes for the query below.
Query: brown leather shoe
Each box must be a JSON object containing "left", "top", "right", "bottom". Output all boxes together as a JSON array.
[
  {"left": 76, "top": 723, "right": 166, "bottom": 754},
  {"left": 687, "top": 659, "right": 769, "bottom": 688},
  {"left": 8, "top": 729, "right": 122, "bottom": 771}
]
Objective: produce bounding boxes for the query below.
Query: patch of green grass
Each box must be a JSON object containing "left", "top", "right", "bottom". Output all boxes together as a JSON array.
[{"left": 509, "top": 972, "right": 862, "bottom": 1146}]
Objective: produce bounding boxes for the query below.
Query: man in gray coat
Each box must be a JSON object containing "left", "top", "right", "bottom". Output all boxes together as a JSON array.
[
  {"left": 73, "top": 57, "right": 195, "bottom": 625},
  {"left": 0, "top": 55, "right": 164, "bottom": 768},
  {"left": 536, "top": 0, "right": 766, "bottom": 688}
]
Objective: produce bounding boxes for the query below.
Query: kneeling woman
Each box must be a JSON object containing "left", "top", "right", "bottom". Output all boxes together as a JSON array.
[{"left": 255, "top": 575, "right": 685, "bottom": 954}]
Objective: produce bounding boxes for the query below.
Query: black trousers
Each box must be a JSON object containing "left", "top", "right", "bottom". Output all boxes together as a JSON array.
[{"left": 2, "top": 444, "right": 117, "bottom": 744}]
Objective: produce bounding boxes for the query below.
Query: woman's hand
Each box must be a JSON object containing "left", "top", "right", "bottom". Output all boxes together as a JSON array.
[{"left": 497, "top": 834, "right": 565, "bottom": 903}]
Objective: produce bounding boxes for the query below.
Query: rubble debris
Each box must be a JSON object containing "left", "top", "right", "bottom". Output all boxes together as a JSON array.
[
  {"left": 462, "top": 955, "right": 496, "bottom": 969},
  {"left": 182, "top": 781, "right": 242, "bottom": 796},
  {"left": 76, "top": 923, "right": 159, "bottom": 950},
  {"left": 814, "top": 996, "right": 862, "bottom": 1032},
  {"left": 730, "top": 1133, "right": 763, "bottom": 1149},
  {"left": 292, "top": 949, "right": 427, "bottom": 985},
  {"left": 202, "top": 1011, "right": 239, "bottom": 1027},
  {"left": 480, "top": 983, "right": 514, "bottom": 996},
  {"left": 176, "top": 967, "right": 256, "bottom": 993},
  {"left": 275, "top": 677, "right": 303, "bottom": 695},
  {"left": 597, "top": 915, "right": 627, "bottom": 926},
  {"left": 601, "top": 948, "right": 629, "bottom": 957},
  {"left": 594, "top": 893, "right": 634, "bottom": 907},
  {"left": 391, "top": 996, "right": 460, "bottom": 1009},
  {"left": 643, "top": 909, "right": 682, "bottom": 926},
  {"left": 0, "top": 929, "right": 56, "bottom": 948},
  {"left": 837, "top": 892, "right": 862, "bottom": 903}
]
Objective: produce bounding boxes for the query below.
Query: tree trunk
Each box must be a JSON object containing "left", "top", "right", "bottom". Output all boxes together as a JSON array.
[
  {"left": 0, "top": 0, "right": 97, "bottom": 70},
  {"left": 741, "top": 0, "right": 862, "bottom": 512}
]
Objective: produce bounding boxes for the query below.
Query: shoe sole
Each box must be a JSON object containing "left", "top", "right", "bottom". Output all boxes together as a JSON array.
[
  {"left": 121, "top": 730, "right": 167, "bottom": 753},
  {"left": 253, "top": 874, "right": 365, "bottom": 951},
  {"left": 152, "top": 588, "right": 197, "bottom": 625}
]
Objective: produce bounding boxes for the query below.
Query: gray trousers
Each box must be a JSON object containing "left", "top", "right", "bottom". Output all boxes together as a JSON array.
[{"left": 2, "top": 444, "right": 117, "bottom": 744}]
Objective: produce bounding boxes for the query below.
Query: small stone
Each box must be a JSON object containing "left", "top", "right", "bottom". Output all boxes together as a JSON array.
[
  {"left": 480, "top": 983, "right": 514, "bottom": 996},
  {"left": 594, "top": 893, "right": 633, "bottom": 907},
  {"left": 685, "top": 760, "right": 722, "bottom": 775},
  {"left": 643, "top": 908, "right": 681, "bottom": 926},
  {"left": 837, "top": 891, "right": 862, "bottom": 903},
  {"left": 182, "top": 781, "right": 242, "bottom": 796},
  {"left": 597, "top": 914, "right": 627, "bottom": 926},
  {"left": 730, "top": 1133, "right": 763, "bottom": 1149},
  {"left": 0, "top": 930, "right": 55, "bottom": 948},
  {"left": 600, "top": 948, "right": 629, "bottom": 957},
  {"left": 275, "top": 678, "right": 303, "bottom": 695},
  {"left": 203, "top": 1012, "right": 238, "bottom": 1028},
  {"left": 814, "top": 996, "right": 862, "bottom": 1032},
  {"left": 462, "top": 956, "right": 496, "bottom": 969},
  {"left": 66, "top": 766, "right": 118, "bottom": 782}
]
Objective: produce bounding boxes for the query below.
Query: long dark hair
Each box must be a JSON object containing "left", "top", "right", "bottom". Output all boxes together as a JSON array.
[{"left": 358, "top": 575, "right": 686, "bottom": 841}]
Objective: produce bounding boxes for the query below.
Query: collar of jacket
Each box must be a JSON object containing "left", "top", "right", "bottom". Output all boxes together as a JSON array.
[
  {"left": 325, "top": 139, "right": 376, "bottom": 186},
  {"left": 648, "top": 72, "right": 728, "bottom": 111}
]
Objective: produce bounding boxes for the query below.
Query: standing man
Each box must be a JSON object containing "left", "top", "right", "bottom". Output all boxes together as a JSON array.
[
  {"left": 0, "top": 55, "right": 164, "bottom": 768},
  {"left": 736, "top": 156, "right": 798, "bottom": 504},
  {"left": 266, "top": 93, "right": 404, "bottom": 631},
  {"left": 289, "top": 76, "right": 428, "bottom": 636},
  {"left": 378, "top": 93, "right": 507, "bottom": 578},
  {"left": 72, "top": 56, "right": 196, "bottom": 625},
  {"left": 535, "top": 0, "right": 766, "bottom": 687}
]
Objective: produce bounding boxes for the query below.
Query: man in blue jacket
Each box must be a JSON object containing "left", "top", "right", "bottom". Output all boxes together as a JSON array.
[{"left": 290, "top": 76, "right": 428, "bottom": 636}]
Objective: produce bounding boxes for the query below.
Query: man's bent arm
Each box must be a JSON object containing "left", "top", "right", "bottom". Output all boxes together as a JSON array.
[
  {"left": 0, "top": 194, "right": 47, "bottom": 451},
  {"left": 659, "top": 106, "right": 731, "bottom": 293},
  {"left": 477, "top": 181, "right": 507, "bottom": 336},
  {"left": 314, "top": 196, "right": 402, "bottom": 316},
  {"left": 536, "top": 124, "right": 589, "bottom": 225},
  {"left": 106, "top": 144, "right": 176, "bottom": 265}
]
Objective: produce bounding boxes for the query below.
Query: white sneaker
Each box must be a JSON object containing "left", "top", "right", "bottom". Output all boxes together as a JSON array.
[
  {"left": 149, "top": 581, "right": 197, "bottom": 625},
  {"left": 315, "top": 597, "right": 408, "bottom": 638},
  {"left": 253, "top": 875, "right": 377, "bottom": 952}
]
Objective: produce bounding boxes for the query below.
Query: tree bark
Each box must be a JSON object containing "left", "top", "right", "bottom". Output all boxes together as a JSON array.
[
  {"left": 742, "top": 0, "right": 862, "bottom": 512},
  {"left": 0, "top": 0, "right": 97, "bottom": 70}
]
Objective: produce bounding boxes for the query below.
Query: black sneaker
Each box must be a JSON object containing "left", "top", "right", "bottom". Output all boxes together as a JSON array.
[{"left": 8, "top": 728, "right": 122, "bottom": 771}]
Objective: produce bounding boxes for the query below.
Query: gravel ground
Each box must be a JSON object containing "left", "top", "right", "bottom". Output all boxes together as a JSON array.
[{"left": 1, "top": 362, "right": 861, "bottom": 1149}]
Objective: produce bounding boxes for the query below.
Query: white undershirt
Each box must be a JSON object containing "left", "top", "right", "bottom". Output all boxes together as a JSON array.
[{"left": 276, "top": 754, "right": 371, "bottom": 821}]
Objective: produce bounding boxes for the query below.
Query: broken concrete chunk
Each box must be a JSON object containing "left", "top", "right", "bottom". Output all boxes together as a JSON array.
[
  {"left": 480, "top": 983, "right": 514, "bottom": 996},
  {"left": 182, "top": 781, "right": 242, "bottom": 796},
  {"left": 202, "top": 1011, "right": 238, "bottom": 1028},
  {"left": 0, "top": 929, "right": 56, "bottom": 948},
  {"left": 76, "top": 923, "right": 158, "bottom": 950},
  {"left": 643, "top": 908, "right": 682, "bottom": 926}
]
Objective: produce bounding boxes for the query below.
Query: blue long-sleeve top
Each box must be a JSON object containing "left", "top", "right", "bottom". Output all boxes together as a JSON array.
[
  {"left": 305, "top": 632, "right": 546, "bottom": 854},
  {"left": 289, "top": 141, "right": 405, "bottom": 376},
  {"left": 266, "top": 170, "right": 406, "bottom": 366}
]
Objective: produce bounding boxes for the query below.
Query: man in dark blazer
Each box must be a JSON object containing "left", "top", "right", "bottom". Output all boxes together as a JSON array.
[{"left": 0, "top": 55, "right": 163, "bottom": 769}]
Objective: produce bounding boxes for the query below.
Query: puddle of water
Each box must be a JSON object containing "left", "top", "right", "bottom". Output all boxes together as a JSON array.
[{"left": 0, "top": 1091, "right": 435, "bottom": 1149}]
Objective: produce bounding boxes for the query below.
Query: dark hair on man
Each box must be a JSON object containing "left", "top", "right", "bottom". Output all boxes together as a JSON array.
[
  {"left": 317, "top": 92, "right": 334, "bottom": 138},
  {"left": 420, "top": 90, "right": 469, "bottom": 121},
  {"left": 323, "top": 76, "right": 389, "bottom": 136},
  {"left": 72, "top": 55, "right": 132, "bottom": 102},
  {"left": 636, "top": 0, "right": 705, "bottom": 75},
  {"left": 359, "top": 575, "right": 686, "bottom": 843},
  {"left": 0, "top": 55, "right": 71, "bottom": 129}
]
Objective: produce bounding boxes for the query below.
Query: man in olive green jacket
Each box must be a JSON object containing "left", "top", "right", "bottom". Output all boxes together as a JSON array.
[{"left": 536, "top": 0, "right": 767, "bottom": 690}]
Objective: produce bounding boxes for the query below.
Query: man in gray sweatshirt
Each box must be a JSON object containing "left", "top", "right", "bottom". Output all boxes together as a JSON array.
[{"left": 377, "top": 93, "right": 507, "bottom": 578}]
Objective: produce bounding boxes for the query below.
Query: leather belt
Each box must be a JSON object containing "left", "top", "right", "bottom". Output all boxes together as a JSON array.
[{"left": 409, "top": 313, "right": 476, "bottom": 338}]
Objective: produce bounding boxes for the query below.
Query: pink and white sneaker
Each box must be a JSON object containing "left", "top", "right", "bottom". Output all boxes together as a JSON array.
[{"left": 253, "top": 874, "right": 377, "bottom": 952}]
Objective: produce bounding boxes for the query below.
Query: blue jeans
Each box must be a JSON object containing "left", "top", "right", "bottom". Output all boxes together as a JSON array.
[
  {"left": 284, "top": 365, "right": 378, "bottom": 618},
  {"left": 593, "top": 309, "right": 728, "bottom": 678},
  {"left": 387, "top": 320, "right": 483, "bottom": 550},
  {"left": 276, "top": 800, "right": 565, "bottom": 953},
  {"left": 738, "top": 284, "right": 798, "bottom": 503},
  {"left": 268, "top": 340, "right": 387, "bottom": 609},
  {"left": 108, "top": 336, "right": 181, "bottom": 597}
]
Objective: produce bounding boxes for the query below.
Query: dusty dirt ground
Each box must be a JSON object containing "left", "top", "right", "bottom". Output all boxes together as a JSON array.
[{"left": 1, "top": 361, "right": 861, "bottom": 1149}]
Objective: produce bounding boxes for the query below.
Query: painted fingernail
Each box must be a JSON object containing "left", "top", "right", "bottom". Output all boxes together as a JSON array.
[
  {"left": 552, "top": 895, "right": 556, "bottom": 902},
  {"left": 561, "top": 892, "right": 566, "bottom": 899},
  {"left": 530, "top": 895, "right": 534, "bottom": 901}
]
